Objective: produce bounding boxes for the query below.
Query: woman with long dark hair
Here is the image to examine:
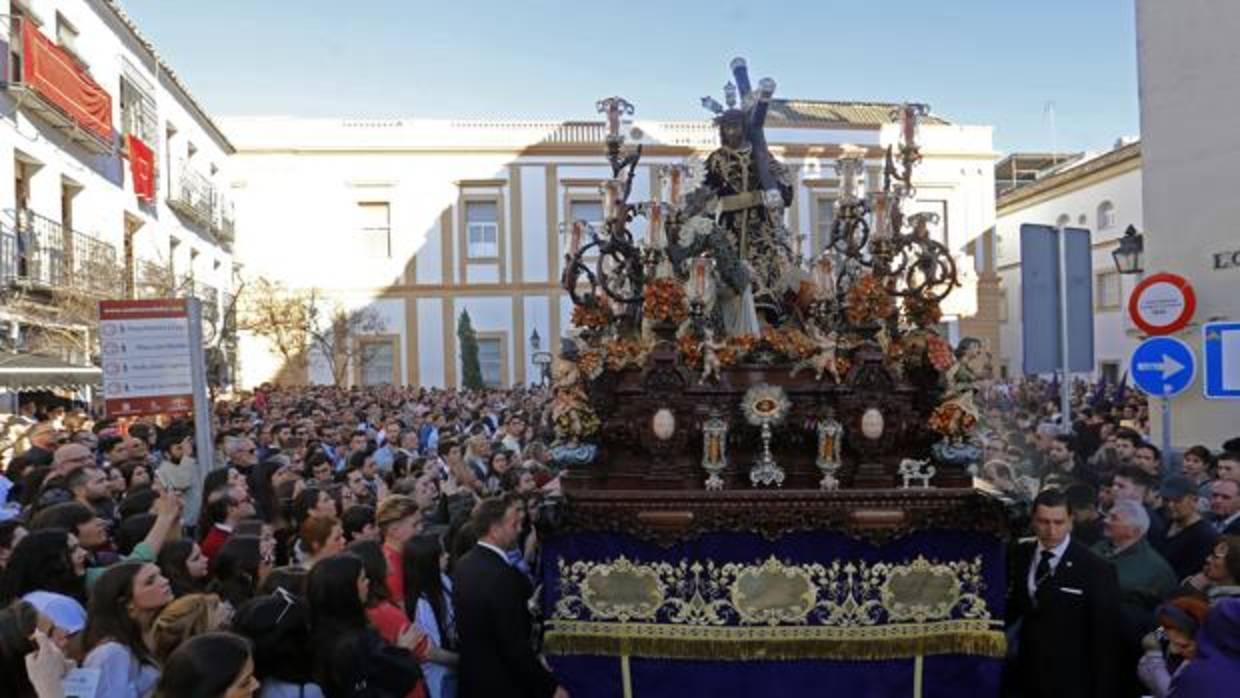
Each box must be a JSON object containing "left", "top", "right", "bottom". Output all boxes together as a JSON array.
[
  {"left": 154, "top": 631, "right": 258, "bottom": 698},
  {"left": 209, "top": 535, "right": 271, "bottom": 609},
  {"left": 0, "top": 528, "right": 88, "bottom": 604},
  {"left": 157, "top": 539, "right": 210, "bottom": 597},
  {"left": 344, "top": 540, "right": 414, "bottom": 648},
  {"left": 231, "top": 591, "right": 323, "bottom": 697},
  {"left": 403, "top": 535, "right": 459, "bottom": 698},
  {"left": 208, "top": 535, "right": 269, "bottom": 612},
  {"left": 83, "top": 561, "right": 172, "bottom": 698},
  {"left": 306, "top": 554, "right": 422, "bottom": 697},
  {"left": 0, "top": 600, "right": 41, "bottom": 698}
]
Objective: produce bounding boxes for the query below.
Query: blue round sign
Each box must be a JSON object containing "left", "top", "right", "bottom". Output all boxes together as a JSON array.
[{"left": 1130, "top": 337, "right": 1196, "bottom": 397}]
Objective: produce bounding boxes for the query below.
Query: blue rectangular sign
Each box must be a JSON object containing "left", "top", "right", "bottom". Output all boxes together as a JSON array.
[
  {"left": 1020, "top": 224, "right": 1095, "bottom": 375},
  {"left": 1204, "top": 322, "right": 1240, "bottom": 399}
]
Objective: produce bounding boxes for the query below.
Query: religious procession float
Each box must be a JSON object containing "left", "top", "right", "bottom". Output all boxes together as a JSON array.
[{"left": 539, "top": 58, "right": 1009, "bottom": 698}]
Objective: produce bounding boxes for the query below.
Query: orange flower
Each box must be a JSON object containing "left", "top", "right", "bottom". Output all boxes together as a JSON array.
[
  {"left": 835, "top": 357, "right": 851, "bottom": 378},
  {"left": 904, "top": 295, "right": 943, "bottom": 328},
  {"left": 643, "top": 279, "right": 689, "bottom": 324},
  {"left": 845, "top": 275, "right": 896, "bottom": 325},
  {"left": 926, "top": 335, "right": 955, "bottom": 372},
  {"left": 572, "top": 303, "right": 613, "bottom": 331},
  {"left": 677, "top": 333, "right": 702, "bottom": 368}
]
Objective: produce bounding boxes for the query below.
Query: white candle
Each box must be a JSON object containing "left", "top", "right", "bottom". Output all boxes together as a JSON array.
[
  {"left": 648, "top": 202, "right": 665, "bottom": 249},
  {"left": 601, "top": 180, "right": 620, "bottom": 222},
  {"left": 607, "top": 103, "right": 621, "bottom": 138},
  {"left": 871, "top": 191, "right": 889, "bottom": 240},
  {"left": 569, "top": 220, "right": 584, "bottom": 255},
  {"left": 814, "top": 257, "right": 835, "bottom": 300},
  {"left": 691, "top": 256, "right": 710, "bottom": 299}
]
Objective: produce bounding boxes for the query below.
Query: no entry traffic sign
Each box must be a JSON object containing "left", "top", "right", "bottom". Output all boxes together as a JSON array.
[{"left": 1128, "top": 272, "right": 1196, "bottom": 336}]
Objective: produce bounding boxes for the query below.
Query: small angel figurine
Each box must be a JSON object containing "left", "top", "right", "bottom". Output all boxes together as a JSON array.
[
  {"left": 700, "top": 327, "right": 727, "bottom": 383},
  {"left": 792, "top": 324, "right": 841, "bottom": 383}
]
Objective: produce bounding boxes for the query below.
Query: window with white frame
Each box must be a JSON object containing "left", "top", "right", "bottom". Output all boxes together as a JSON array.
[
  {"left": 120, "top": 74, "right": 158, "bottom": 143},
  {"left": 1096, "top": 270, "right": 1121, "bottom": 310},
  {"left": 360, "top": 341, "right": 395, "bottom": 386},
  {"left": 1097, "top": 201, "right": 1116, "bottom": 230},
  {"left": 357, "top": 202, "right": 391, "bottom": 258},
  {"left": 814, "top": 197, "right": 835, "bottom": 254},
  {"left": 569, "top": 200, "right": 604, "bottom": 235},
  {"left": 56, "top": 13, "right": 80, "bottom": 59},
  {"left": 998, "top": 289, "right": 1009, "bottom": 323},
  {"left": 477, "top": 337, "right": 502, "bottom": 387},
  {"left": 466, "top": 201, "right": 499, "bottom": 259}
]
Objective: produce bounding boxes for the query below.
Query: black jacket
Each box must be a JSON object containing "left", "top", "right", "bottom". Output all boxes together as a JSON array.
[
  {"left": 453, "top": 544, "right": 558, "bottom": 698},
  {"left": 1006, "top": 538, "right": 1123, "bottom": 698},
  {"left": 314, "top": 625, "right": 421, "bottom": 698}
]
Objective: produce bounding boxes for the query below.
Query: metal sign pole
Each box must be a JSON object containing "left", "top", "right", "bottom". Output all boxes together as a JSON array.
[
  {"left": 1057, "top": 225, "right": 1072, "bottom": 433},
  {"left": 186, "top": 299, "right": 214, "bottom": 472},
  {"left": 1160, "top": 395, "right": 1172, "bottom": 471}
]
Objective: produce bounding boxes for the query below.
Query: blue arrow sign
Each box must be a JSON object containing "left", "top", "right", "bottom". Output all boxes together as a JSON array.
[
  {"left": 1204, "top": 322, "right": 1240, "bottom": 399},
  {"left": 1131, "top": 337, "right": 1196, "bottom": 397}
]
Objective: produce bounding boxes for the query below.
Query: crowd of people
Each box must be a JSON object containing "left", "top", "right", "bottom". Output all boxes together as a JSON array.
[
  {"left": 0, "top": 384, "right": 568, "bottom": 698},
  {"left": 978, "top": 376, "right": 1240, "bottom": 697},
  {"left": 0, "top": 374, "right": 1237, "bottom": 697}
]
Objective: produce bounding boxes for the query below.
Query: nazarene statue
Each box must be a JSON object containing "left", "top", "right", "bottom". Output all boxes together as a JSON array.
[{"left": 671, "top": 59, "right": 804, "bottom": 336}]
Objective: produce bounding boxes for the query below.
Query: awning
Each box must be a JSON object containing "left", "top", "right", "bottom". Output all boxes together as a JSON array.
[{"left": 0, "top": 353, "right": 101, "bottom": 390}]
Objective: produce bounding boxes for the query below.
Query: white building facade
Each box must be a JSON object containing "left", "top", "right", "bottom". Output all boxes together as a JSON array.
[
  {"left": 993, "top": 141, "right": 1143, "bottom": 382},
  {"left": 227, "top": 102, "right": 996, "bottom": 389},
  {"left": 0, "top": 0, "right": 236, "bottom": 369},
  {"left": 1137, "top": 0, "right": 1240, "bottom": 449}
]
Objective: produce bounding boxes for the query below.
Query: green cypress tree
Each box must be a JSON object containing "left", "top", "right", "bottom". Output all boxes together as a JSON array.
[{"left": 457, "top": 309, "right": 484, "bottom": 390}]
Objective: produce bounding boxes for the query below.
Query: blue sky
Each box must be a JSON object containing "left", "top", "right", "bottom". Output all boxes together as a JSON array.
[{"left": 118, "top": 0, "right": 1138, "bottom": 154}]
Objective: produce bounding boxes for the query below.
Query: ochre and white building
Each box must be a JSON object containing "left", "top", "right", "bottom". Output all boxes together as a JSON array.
[
  {"left": 992, "top": 140, "right": 1143, "bottom": 382},
  {"left": 0, "top": 0, "right": 236, "bottom": 377},
  {"left": 227, "top": 102, "right": 997, "bottom": 388}
]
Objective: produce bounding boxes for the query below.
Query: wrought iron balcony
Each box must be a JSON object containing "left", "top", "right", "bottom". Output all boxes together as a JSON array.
[
  {"left": 167, "top": 160, "right": 216, "bottom": 228},
  {"left": 167, "top": 159, "right": 235, "bottom": 247},
  {"left": 0, "top": 209, "right": 119, "bottom": 297},
  {"left": 215, "top": 197, "right": 235, "bottom": 244}
]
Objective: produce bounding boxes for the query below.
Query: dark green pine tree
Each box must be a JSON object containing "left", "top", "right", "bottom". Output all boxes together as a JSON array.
[{"left": 457, "top": 309, "right": 484, "bottom": 390}]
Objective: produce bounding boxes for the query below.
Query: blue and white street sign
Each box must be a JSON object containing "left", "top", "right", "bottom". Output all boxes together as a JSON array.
[
  {"left": 1204, "top": 322, "right": 1240, "bottom": 399},
  {"left": 1131, "top": 337, "right": 1196, "bottom": 398}
]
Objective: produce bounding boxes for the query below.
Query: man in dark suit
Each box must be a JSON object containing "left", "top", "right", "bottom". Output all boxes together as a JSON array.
[
  {"left": 1006, "top": 489, "right": 1123, "bottom": 698},
  {"left": 454, "top": 494, "right": 567, "bottom": 698}
]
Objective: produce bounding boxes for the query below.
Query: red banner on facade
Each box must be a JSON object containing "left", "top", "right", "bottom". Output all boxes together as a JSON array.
[
  {"left": 22, "top": 21, "right": 113, "bottom": 142},
  {"left": 126, "top": 135, "right": 156, "bottom": 201}
]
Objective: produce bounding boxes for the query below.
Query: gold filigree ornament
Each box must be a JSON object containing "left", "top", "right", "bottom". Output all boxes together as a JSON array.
[
  {"left": 880, "top": 556, "right": 963, "bottom": 623},
  {"left": 729, "top": 556, "right": 816, "bottom": 625},
  {"left": 547, "top": 553, "right": 1004, "bottom": 661},
  {"left": 578, "top": 556, "right": 666, "bottom": 622}
]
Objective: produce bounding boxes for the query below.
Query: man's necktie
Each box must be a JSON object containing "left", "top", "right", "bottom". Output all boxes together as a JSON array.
[{"left": 1035, "top": 550, "right": 1055, "bottom": 589}]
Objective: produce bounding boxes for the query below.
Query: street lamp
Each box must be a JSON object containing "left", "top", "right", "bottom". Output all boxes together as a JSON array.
[
  {"left": 529, "top": 328, "right": 553, "bottom": 386},
  {"left": 1112, "top": 224, "right": 1144, "bottom": 275}
]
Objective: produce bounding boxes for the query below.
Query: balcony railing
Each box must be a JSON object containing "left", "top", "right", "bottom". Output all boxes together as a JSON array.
[
  {"left": 0, "top": 209, "right": 119, "bottom": 297},
  {"left": 3, "top": 18, "right": 114, "bottom": 154},
  {"left": 167, "top": 159, "right": 234, "bottom": 246}
]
